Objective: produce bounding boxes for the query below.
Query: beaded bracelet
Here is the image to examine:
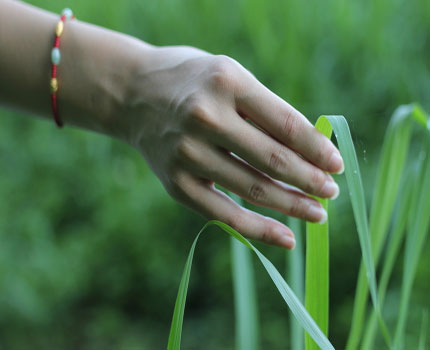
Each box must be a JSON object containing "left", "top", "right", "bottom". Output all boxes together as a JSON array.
[{"left": 50, "top": 8, "right": 75, "bottom": 128}]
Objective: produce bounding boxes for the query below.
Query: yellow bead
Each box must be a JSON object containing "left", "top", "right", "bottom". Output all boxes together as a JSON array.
[
  {"left": 50, "top": 78, "right": 58, "bottom": 93},
  {"left": 55, "top": 20, "right": 64, "bottom": 37}
]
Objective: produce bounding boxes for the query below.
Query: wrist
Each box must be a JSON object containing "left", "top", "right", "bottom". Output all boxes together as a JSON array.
[{"left": 59, "top": 19, "right": 155, "bottom": 140}]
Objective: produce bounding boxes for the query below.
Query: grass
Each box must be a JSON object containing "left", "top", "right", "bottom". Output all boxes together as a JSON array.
[
  {"left": 167, "top": 105, "right": 429, "bottom": 349},
  {"left": 304, "top": 117, "right": 331, "bottom": 350}
]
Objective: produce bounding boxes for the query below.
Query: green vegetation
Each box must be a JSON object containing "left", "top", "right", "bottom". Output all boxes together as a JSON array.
[
  {"left": 0, "top": 0, "right": 428, "bottom": 349},
  {"left": 168, "top": 110, "right": 429, "bottom": 349}
]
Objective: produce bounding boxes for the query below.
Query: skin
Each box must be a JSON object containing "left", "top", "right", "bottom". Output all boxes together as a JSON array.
[{"left": 0, "top": 0, "right": 344, "bottom": 250}]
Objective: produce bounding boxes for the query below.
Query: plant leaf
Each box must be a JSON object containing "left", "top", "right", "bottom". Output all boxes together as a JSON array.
[
  {"left": 305, "top": 116, "right": 331, "bottom": 350},
  {"left": 346, "top": 104, "right": 429, "bottom": 349},
  {"left": 286, "top": 217, "right": 304, "bottom": 350},
  {"left": 229, "top": 192, "right": 259, "bottom": 350},
  {"left": 167, "top": 220, "right": 334, "bottom": 350}
]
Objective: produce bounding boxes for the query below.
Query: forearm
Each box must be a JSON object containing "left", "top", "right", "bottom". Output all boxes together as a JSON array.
[{"left": 0, "top": 0, "right": 153, "bottom": 139}]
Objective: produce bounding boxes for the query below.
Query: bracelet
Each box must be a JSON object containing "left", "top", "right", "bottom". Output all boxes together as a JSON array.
[{"left": 50, "top": 8, "right": 75, "bottom": 128}]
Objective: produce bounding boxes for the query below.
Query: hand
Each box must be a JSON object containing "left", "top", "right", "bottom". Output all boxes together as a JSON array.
[
  {"left": 0, "top": 2, "right": 343, "bottom": 249},
  {"left": 119, "top": 46, "right": 344, "bottom": 249}
]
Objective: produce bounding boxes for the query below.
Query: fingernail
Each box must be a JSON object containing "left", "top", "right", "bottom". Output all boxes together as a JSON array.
[
  {"left": 321, "top": 180, "right": 340, "bottom": 200},
  {"left": 308, "top": 205, "right": 327, "bottom": 224},
  {"left": 329, "top": 152, "right": 344, "bottom": 174},
  {"left": 281, "top": 235, "right": 296, "bottom": 249}
]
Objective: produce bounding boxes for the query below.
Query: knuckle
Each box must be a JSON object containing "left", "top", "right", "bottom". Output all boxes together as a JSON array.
[
  {"left": 268, "top": 147, "right": 289, "bottom": 174},
  {"left": 282, "top": 109, "right": 298, "bottom": 140},
  {"left": 317, "top": 141, "right": 333, "bottom": 164},
  {"left": 247, "top": 182, "right": 267, "bottom": 203},
  {"left": 209, "top": 55, "right": 238, "bottom": 89},
  {"left": 308, "top": 167, "right": 326, "bottom": 194},
  {"left": 260, "top": 221, "right": 277, "bottom": 244},
  {"left": 176, "top": 136, "right": 197, "bottom": 162},
  {"left": 224, "top": 209, "right": 244, "bottom": 231},
  {"left": 186, "top": 99, "right": 220, "bottom": 132},
  {"left": 167, "top": 169, "right": 188, "bottom": 197},
  {"left": 289, "top": 196, "right": 309, "bottom": 218}
]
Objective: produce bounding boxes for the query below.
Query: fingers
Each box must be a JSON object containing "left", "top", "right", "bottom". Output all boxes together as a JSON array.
[
  {"left": 167, "top": 171, "right": 297, "bottom": 249},
  {"left": 234, "top": 75, "right": 344, "bottom": 174},
  {"left": 175, "top": 137, "right": 327, "bottom": 223},
  {"left": 212, "top": 110, "right": 340, "bottom": 200}
]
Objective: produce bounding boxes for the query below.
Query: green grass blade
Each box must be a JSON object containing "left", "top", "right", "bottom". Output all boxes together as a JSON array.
[
  {"left": 319, "top": 115, "right": 392, "bottom": 347},
  {"left": 394, "top": 137, "right": 430, "bottom": 348},
  {"left": 321, "top": 115, "right": 379, "bottom": 308},
  {"left": 361, "top": 173, "right": 415, "bottom": 349},
  {"left": 347, "top": 104, "right": 428, "bottom": 349},
  {"left": 231, "top": 237, "right": 259, "bottom": 350},
  {"left": 305, "top": 117, "right": 331, "bottom": 350},
  {"left": 418, "top": 311, "right": 428, "bottom": 350},
  {"left": 286, "top": 217, "right": 304, "bottom": 350},
  {"left": 230, "top": 191, "right": 259, "bottom": 350},
  {"left": 167, "top": 220, "right": 334, "bottom": 350}
]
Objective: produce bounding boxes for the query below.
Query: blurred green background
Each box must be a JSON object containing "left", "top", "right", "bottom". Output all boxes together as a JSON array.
[{"left": 0, "top": 0, "right": 429, "bottom": 349}]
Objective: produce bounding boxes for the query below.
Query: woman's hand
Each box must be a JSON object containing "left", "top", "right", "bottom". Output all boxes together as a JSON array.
[
  {"left": 0, "top": 1, "right": 343, "bottom": 249},
  {"left": 119, "top": 46, "right": 344, "bottom": 249}
]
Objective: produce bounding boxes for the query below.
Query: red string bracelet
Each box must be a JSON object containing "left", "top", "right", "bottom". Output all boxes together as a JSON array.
[{"left": 50, "top": 8, "right": 75, "bottom": 128}]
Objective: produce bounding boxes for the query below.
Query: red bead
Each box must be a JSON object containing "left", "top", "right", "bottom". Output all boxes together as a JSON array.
[
  {"left": 54, "top": 36, "right": 60, "bottom": 48},
  {"left": 60, "top": 15, "right": 66, "bottom": 21},
  {"left": 51, "top": 64, "right": 57, "bottom": 78}
]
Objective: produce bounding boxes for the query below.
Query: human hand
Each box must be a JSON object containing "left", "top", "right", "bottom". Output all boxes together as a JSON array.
[
  {"left": 117, "top": 46, "right": 343, "bottom": 249},
  {"left": 0, "top": 2, "right": 342, "bottom": 249}
]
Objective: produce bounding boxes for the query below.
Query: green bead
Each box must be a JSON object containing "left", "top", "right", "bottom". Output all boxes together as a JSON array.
[
  {"left": 62, "top": 8, "right": 73, "bottom": 20},
  {"left": 51, "top": 48, "right": 61, "bottom": 65}
]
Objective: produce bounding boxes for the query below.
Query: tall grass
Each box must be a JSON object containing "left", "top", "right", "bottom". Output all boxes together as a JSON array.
[
  {"left": 167, "top": 220, "right": 334, "bottom": 350},
  {"left": 167, "top": 105, "right": 429, "bottom": 349},
  {"left": 346, "top": 104, "right": 429, "bottom": 349},
  {"left": 305, "top": 117, "right": 331, "bottom": 350},
  {"left": 286, "top": 217, "right": 304, "bottom": 350},
  {"left": 230, "top": 192, "right": 259, "bottom": 350}
]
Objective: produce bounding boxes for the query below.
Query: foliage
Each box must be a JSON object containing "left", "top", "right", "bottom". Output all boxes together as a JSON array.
[{"left": 0, "top": 0, "right": 429, "bottom": 348}]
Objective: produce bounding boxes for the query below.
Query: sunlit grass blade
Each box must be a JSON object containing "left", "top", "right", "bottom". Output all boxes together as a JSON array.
[
  {"left": 229, "top": 192, "right": 259, "bottom": 350},
  {"left": 286, "top": 217, "right": 304, "bottom": 350},
  {"left": 347, "top": 104, "right": 428, "bottom": 349},
  {"left": 305, "top": 116, "right": 331, "bottom": 350},
  {"left": 394, "top": 137, "right": 430, "bottom": 348},
  {"left": 167, "top": 220, "right": 334, "bottom": 350}
]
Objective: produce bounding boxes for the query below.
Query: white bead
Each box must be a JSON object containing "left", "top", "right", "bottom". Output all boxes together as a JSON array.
[
  {"left": 51, "top": 48, "right": 61, "bottom": 65},
  {"left": 62, "top": 8, "right": 73, "bottom": 20}
]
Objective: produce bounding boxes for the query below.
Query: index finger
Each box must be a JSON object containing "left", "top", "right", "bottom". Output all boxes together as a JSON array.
[{"left": 235, "top": 77, "right": 344, "bottom": 174}]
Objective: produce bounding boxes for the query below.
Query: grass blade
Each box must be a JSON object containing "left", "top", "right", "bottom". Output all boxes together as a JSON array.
[
  {"left": 346, "top": 104, "right": 428, "bottom": 349},
  {"left": 394, "top": 137, "right": 430, "bottom": 348},
  {"left": 231, "top": 238, "right": 259, "bottom": 350},
  {"left": 319, "top": 115, "right": 392, "bottom": 347},
  {"left": 361, "top": 173, "right": 415, "bottom": 349},
  {"left": 286, "top": 217, "right": 304, "bottom": 350},
  {"left": 305, "top": 116, "right": 331, "bottom": 350},
  {"left": 230, "top": 193, "right": 259, "bottom": 350},
  {"left": 418, "top": 311, "right": 428, "bottom": 350},
  {"left": 167, "top": 220, "right": 334, "bottom": 350}
]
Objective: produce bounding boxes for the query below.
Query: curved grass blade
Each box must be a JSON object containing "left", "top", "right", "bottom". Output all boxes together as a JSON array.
[
  {"left": 286, "top": 217, "right": 304, "bottom": 350},
  {"left": 305, "top": 116, "right": 331, "bottom": 350},
  {"left": 167, "top": 220, "right": 334, "bottom": 350},
  {"left": 347, "top": 104, "right": 428, "bottom": 349},
  {"left": 229, "top": 192, "right": 259, "bottom": 350}
]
